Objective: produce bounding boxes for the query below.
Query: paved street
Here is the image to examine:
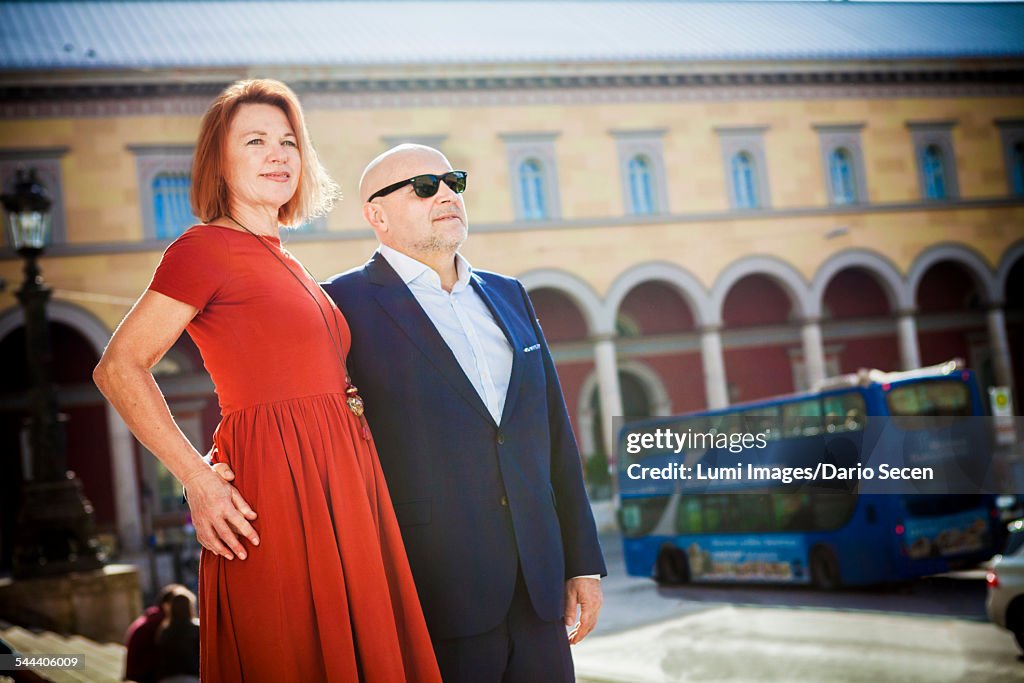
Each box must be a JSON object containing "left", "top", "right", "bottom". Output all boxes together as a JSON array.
[{"left": 572, "top": 533, "right": 1024, "bottom": 682}]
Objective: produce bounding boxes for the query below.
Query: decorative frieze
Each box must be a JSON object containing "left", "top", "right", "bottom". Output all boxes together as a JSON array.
[{"left": 3, "top": 69, "right": 1022, "bottom": 119}]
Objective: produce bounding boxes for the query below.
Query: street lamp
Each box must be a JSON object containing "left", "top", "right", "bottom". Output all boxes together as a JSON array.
[{"left": 2, "top": 168, "right": 103, "bottom": 579}]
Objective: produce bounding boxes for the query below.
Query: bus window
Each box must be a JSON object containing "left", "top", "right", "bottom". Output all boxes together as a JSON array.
[
  {"left": 661, "top": 416, "right": 710, "bottom": 458},
  {"left": 771, "top": 493, "right": 855, "bottom": 531},
  {"left": 702, "top": 495, "right": 729, "bottom": 533},
  {"left": 782, "top": 399, "right": 822, "bottom": 438},
  {"left": 677, "top": 497, "right": 704, "bottom": 534},
  {"left": 667, "top": 415, "right": 704, "bottom": 435},
  {"left": 676, "top": 495, "right": 774, "bottom": 534},
  {"left": 886, "top": 380, "right": 971, "bottom": 427},
  {"left": 708, "top": 413, "right": 742, "bottom": 438},
  {"left": 737, "top": 494, "right": 773, "bottom": 532},
  {"left": 619, "top": 496, "right": 670, "bottom": 538},
  {"left": 742, "top": 407, "right": 781, "bottom": 442},
  {"left": 822, "top": 392, "right": 867, "bottom": 433},
  {"left": 773, "top": 493, "right": 814, "bottom": 531}
]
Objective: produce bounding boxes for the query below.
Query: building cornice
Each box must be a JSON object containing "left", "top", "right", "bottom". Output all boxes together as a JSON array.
[
  {"left": 2, "top": 62, "right": 1023, "bottom": 118},
  {"left": 3, "top": 56, "right": 1022, "bottom": 84}
]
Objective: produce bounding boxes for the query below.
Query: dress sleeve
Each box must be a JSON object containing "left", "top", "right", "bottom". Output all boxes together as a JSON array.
[{"left": 148, "top": 226, "right": 230, "bottom": 312}]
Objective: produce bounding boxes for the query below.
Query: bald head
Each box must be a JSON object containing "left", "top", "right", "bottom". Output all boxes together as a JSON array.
[
  {"left": 359, "top": 144, "right": 452, "bottom": 203},
  {"left": 359, "top": 143, "right": 468, "bottom": 272}
]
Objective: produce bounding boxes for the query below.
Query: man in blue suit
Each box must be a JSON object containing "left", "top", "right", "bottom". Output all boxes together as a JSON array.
[{"left": 322, "top": 144, "right": 606, "bottom": 682}]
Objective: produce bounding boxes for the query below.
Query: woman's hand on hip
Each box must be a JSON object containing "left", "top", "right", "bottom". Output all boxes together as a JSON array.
[{"left": 183, "top": 467, "right": 259, "bottom": 560}]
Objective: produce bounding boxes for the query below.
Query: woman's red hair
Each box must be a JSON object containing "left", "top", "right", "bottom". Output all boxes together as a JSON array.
[{"left": 191, "top": 79, "right": 338, "bottom": 227}]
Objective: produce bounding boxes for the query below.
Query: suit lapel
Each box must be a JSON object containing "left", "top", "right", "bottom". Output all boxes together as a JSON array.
[
  {"left": 470, "top": 274, "right": 525, "bottom": 428},
  {"left": 367, "top": 255, "right": 495, "bottom": 426}
]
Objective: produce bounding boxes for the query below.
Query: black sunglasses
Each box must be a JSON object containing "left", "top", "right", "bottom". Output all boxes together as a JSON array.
[{"left": 368, "top": 170, "right": 468, "bottom": 202}]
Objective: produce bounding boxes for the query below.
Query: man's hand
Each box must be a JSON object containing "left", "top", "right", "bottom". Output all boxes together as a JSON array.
[
  {"left": 182, "top": 463, "right": 258, "bottom": 561},
  {"left": 563, "top": 577, "right": 602, "bottom": 645}
]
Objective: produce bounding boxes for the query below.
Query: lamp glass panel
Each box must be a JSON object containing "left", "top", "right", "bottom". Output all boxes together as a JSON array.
[{"left": 6, "top": 210, "right": 51, "bottom": 249}]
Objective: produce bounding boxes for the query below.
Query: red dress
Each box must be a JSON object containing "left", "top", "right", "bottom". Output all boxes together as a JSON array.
[{"left": 149, "top": 225, "right": 442, "bottom": 682}]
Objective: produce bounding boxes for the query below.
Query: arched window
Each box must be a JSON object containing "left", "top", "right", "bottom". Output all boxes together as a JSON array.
[
  {"left": 922, "top": 144, "right": 948, "bottom": 200},
  {"left": 1012, "top": 141, "right": 1024, "bottom": 197},
  {"left": 828, "top": 147, "right": 858, "bottom": 204},
  {"left": 628, "top": 155, "right": 655, "bottom": 215},
  {"left": 731, "top": 151, "right": 759, "bottom": 209},
  {"left": 518, "top": 158, "right": 547, "bottom": 220},
  {"left": 152, "top": 172, "right": 195, "bottom": 239}
]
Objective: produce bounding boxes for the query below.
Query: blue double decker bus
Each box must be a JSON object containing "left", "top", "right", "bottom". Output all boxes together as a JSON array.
[{"left": 617, "top": 360, "right": 1002, "bottom": 589}]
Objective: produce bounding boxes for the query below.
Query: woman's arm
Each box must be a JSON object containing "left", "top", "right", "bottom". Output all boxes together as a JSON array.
[{"left": 94, "top": 290, "right": 259, "bottom": 560}]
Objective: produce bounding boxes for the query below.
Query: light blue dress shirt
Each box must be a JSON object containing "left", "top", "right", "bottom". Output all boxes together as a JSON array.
[{"left": 378, "top": 244, "right": 513, "bottom": 424}]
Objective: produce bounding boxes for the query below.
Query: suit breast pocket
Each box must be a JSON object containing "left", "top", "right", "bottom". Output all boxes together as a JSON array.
[
  {"left": 394, "top": 500, "right": 432, "bottom": 527},
  {"left": 520, "top": 341, "right": 545, "bottom": 384}
]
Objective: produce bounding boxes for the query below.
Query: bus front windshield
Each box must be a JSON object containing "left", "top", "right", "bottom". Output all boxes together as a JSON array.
[{"left": 885, "top": 380, "right": 972, "bottom": 424}]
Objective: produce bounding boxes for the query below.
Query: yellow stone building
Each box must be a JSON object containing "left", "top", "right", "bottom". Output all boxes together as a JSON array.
[{"left": 0, "top": 2, "right": 1022, "bottom": 568}]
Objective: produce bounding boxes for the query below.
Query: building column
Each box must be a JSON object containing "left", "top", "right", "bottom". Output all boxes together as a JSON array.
[
  {"left": 106, "top": 404, "right": 143, "bottom": 553},
  {"left": 592, "top": 334, "right": 623, "bottom": 461},
  {"left": 801, "top": 317, "right": 827, "bottom": 391},
  {"left": 700, "top": 325, "right": 729, "bottom": 410},
  {"left": 987, "top": 304, "right": 1017, "bottom": 398},
  {"left": 897, "top": 309, "right": 922, "bottom": 371}
]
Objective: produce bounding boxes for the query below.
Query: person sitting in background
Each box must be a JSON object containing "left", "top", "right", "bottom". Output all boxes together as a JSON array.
[
  {"left": 124, "top": 584, "right": 185, "bottom": 683},
  {"left": 156, "top": 590, "right": 200, "bottom": 683}
]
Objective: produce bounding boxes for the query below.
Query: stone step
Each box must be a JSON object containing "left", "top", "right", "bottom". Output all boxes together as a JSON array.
[
  {"left": 65, "top": 635, "right": 124, "bottom": 667},
  {"left": 1, "top": 624, "right": 123, "bottom": 683}
]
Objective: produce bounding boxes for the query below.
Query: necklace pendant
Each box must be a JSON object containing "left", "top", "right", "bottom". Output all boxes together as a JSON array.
[
  {"left": 347, "top": 395, "right": 365, "bottom": 417},
  {"left": 345, "top": 385, "right": 365, "bottom": 417}
]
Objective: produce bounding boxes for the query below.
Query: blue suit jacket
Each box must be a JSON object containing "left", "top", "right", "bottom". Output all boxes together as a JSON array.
[{"left": 322, "top": 254, "right": 606, "bottom": 639}]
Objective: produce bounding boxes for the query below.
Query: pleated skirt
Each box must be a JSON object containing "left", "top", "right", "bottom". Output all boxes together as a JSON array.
[{"left": 198, "top": 393, "right": 442, "bottom": 682}]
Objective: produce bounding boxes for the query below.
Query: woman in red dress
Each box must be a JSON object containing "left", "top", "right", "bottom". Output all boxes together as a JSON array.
[{"left": 94, "top": 79, "right": 442, "bottom": 682}]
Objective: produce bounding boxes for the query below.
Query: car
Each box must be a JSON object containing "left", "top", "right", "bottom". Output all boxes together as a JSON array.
[{"left": 987, "top": 519, "right": 1024, "bottom": 652}]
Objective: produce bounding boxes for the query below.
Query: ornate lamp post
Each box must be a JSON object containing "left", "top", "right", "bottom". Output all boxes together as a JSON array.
[{"left": 2, "top": 168, "right": 103, "bottom": 578}]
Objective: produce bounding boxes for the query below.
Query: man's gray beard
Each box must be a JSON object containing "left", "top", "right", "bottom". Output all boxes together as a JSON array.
[{"left": 414, "top": 230, "right": 466, "bottom": 255}]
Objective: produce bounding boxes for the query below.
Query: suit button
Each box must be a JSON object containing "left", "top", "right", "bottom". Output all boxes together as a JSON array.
[
  {"left": 497, "top": 434, "right": 505, "bottom": 445},
  {"left": 500, "top": 495, "right": 508, "bottom": 507}
]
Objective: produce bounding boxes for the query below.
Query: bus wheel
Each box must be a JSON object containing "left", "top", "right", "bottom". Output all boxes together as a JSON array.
[
  {"left": 654, "top": 545, "right": 690, "bottom": 585},
  {"left": 809, "top": 546, "right": 842, "bottom": 590}
]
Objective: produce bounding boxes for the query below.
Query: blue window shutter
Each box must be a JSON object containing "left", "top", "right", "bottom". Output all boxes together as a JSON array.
[
  {"left": 152, "top": 172, "right": 195, "bottom": 239},
  {"left": 829, "top": 148, "right": 857, "bottom": 204},
  {"left": 731, "top": 152, "right": 759, "bottom": 209},
  {"left": 922, "top": 145, "right": 947, "bottom": 200},
  {"left": 1012, "top": 141, "right": 1024, "bottom": 197},
  {"left": 628, "top": 155, "right": 655, "bottom": 214},
  {"left": 519, "top": 159, "right": 547, "bottom": 220}
]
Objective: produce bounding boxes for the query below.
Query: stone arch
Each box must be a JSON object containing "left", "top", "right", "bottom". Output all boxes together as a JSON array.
[
  {"left": 809, "top": 249, "right": 908, "bottom": 316},
  {"left": 518, "top": 268, "right": 602, "bottom": 336},
  {"left": 0, "top": 300, "right": 112, "bottom": 354},
  {"left": 0, "top": 301, "right": 142, "bottom": 553},
  {"left": 709, "top": 255, "right": 813, "bottom": 324},
  {"left": 575, "top": 359, "right": 673, "bottom": 458},
  {"left": 996, "top": 239, "right": 1024, "bottom": 299},
  {"left": 602, "top": 261, "right": 711, "bottom": 333},
  {"left": 906, "top": 242, "right": 1000, "bottom": 307},
  {"left": 616, "top": 360, "right": 673, "bottom": 418}
]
